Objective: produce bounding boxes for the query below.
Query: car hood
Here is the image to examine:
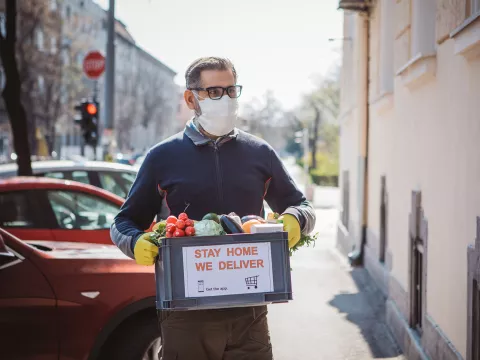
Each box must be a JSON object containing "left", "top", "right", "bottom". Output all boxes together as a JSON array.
[{"left": 26, "top": 240, "right": 131, "bottom": 260}]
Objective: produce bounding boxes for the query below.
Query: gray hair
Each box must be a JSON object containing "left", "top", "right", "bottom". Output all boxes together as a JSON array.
[{"left": 185, "top": 57, "right": 237, "bottom": 89}]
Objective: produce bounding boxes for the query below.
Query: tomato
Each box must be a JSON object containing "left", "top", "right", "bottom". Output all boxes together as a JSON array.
[
  {"left": 166, "top": 216, "right": 178, "bottom": 224},
  {"left": 166, "top": 224, "right": 176, "bottom": 233},
  {"left": 174, "top": 229, "right": 185, "bottom": 237},
  {"left": 185, "top": 226, "right": 195, "bottom": 236},
  {"left": 166, "top": 231, "right": 173, "bottom": 238},
  {"left": 185, "top": 219, "right": 194, "bottom": 227},
  {"left": 176, "top": 220, "right": 186, "bottom": 230},
  {"left": 178, "top": 213, "right": 189, "bottom": 221}
]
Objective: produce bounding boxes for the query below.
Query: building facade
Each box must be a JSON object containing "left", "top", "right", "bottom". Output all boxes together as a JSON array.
[
  {"left": 0, "top": 0, "right": 178, "bottom": 161},
  {"left": 60, "top": 0, "right": 178, "bottom": 157},
  {"left": 337, "top": 1, "right": 480, "bottom": 359}
]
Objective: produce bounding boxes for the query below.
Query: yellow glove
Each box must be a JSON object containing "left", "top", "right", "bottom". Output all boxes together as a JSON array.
[
  {"left": 133, "top": 233, "right": 159, "bottom": 266},
  {"left": 279, "top": 214, "right": 301, "bottom": 249}
]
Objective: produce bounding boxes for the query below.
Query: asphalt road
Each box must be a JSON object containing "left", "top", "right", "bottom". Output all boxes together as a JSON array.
[{"left": 267, "top": 209, "right": 405, "bottom": 360}]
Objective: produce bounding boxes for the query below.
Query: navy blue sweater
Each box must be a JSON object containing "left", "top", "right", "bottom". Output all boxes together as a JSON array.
[{"left": 111, "top": 121, "right": 316, "bottom": 259}]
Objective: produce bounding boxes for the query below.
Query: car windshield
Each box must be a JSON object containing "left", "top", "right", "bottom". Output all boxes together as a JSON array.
[{"left": 47, "top": 190, "right": 120, "bottom": 230}]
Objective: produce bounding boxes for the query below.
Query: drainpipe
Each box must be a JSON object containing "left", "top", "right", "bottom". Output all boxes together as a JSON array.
[{"left": 348, "top": 11, "right": 370, "bottom": 267}]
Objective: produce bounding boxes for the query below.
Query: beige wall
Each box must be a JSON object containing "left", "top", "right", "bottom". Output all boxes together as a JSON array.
[
  {"left": 339, "top": 12, "right": 368, "bottom": 246},
  {"left": 340, "top": 1, "right": 480, "bottom": 357}
]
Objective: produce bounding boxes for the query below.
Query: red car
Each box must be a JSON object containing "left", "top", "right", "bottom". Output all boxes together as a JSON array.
[
  {"left": 0, "top": 227, "right": 161, "bottom": 359},
  {"left": 0, "top": 177, "right": 126, "bottom": 244}
]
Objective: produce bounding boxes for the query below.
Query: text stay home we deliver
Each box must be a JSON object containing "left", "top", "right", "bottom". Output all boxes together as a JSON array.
[{"left": 182, "top": 242, "right": 274, "bottom": 298}]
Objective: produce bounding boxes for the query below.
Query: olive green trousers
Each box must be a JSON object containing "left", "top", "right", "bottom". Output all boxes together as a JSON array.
[{"left": 158, "top": 306, "right": 273, "bottom": 360}]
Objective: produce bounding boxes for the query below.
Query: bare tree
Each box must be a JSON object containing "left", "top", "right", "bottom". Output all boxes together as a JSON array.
[
  {"left": 115, "top": 70, "right": 140, "bottom": 151},
  {"left": 0, "top": 0, "right": 33, "bottom": 175},
  {"left": 138, "top": 70, "right": 167, "bottom": 129},
  {"left": 242, "top": 91, "right": 291, "bottom": 151},
  {"left": 301, "top": 65, "right": 340, "bottom": 169}
]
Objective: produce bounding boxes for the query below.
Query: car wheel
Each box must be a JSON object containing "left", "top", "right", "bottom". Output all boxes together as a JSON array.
[{"left": 100, "top": 312, "right": 161, "bottom": 360}]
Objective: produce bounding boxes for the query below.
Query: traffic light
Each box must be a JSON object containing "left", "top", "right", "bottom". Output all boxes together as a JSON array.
[{"left": 74, "top": 99, "right": 100, "bottom": 146}]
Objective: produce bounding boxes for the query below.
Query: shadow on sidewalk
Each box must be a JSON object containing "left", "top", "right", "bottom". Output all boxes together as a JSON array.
[{"left": 328, "top": 268, "right": 403, "bottom": 359}]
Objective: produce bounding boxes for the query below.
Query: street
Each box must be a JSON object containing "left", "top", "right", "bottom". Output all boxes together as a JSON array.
[{"left": 268, "top": 208, "right": 404, "bottom": 360}]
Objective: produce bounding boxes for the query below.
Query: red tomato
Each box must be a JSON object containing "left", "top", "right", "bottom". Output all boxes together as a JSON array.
[
  {"left": 178, "top": 213, "right": 189, "bottom": 221},
  {"left": 185, "top": 226, "right": 195, "bottom": 236},
  {"left": 185, "top": 219, "right": 194, "bottom": 227},
  {"left": 174, "top": 229, "right": 185, "bottom": 237},
  {"left": 176, "top": 220, "right": 186, "bottom": 230},
  {"left": 166, "top": 231, "right": 173, "bottom": 238},
  {"left": 166, "top": 224, "right": 176, "bottom": 233},
  {"left": 166, "top": 216, "right": 178, "bottom": 224}
]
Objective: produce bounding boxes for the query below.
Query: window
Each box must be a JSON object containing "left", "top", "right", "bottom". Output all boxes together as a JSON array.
[
  {"left": 43, "top": 171, "right": 65, "bottom": 180},
  {"left": 62, "top": 48, "right": 70, "bottom": 66},
  {"left": 0, "top": 192, "right": 37, "bottom": 228},
  {"left": 341, "top": 170, "right": 350, "bottom": 230},
  {"left": 65, "top": 5, "right": 71, "bottom": 19},
  {"left": 379, "top": 0, "right": 394, "bottom": 93},
  {"left": 468, "top": 0, "right": 480, "bottom": 16},
  {"left": 379, "top": 176, "right": 387, "bottom": 263},
  {"left": 36, "top": 28, "right": 44, "bottom": 51},
  {"left": 412, "top": 239, "right": 424, "bottom": 331},
  {"left": 472, "top": 280, "right": 480, "bottom": 359},
  {"left": 0, "top": 12, "right": 5, "bottom": 37},
  {"left": 71, "top": 171, "right": 90, "bottom": 185},
  {"left": 99, "top": 172, "right": 136, "bottom": 198},
  {"left": 409, "top": 190, "right": 427, "bottom": 335},
  {"left": 47, "top": 191, "right": 120, "bottom": 230},
  {"left": 411, "top": 0, "right": 436, "bottom": 56},
  {"left": 50, "top": 37, "right": 57, "bottom": 54},
  {"left": 50, "top": 0, "right": 57, "bottom": 11},
  {"left": 37, "top": 76, "right": 45, "bottom": 94}
]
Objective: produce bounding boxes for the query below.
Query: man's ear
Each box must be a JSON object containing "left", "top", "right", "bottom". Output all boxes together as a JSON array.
[{"left": 184, "top": 90, "right": 197, "bottom": 111}]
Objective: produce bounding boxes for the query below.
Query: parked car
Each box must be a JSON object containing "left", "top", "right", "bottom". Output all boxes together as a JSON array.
[
  {"left": 0, "top": 177, "right": 126, "bottom": 244},
  {"left": 0, "top": 160, "right": 138, "bottom": 198},
  {"left": 0, "top": 227, "right": 161, "bottom": 360}
]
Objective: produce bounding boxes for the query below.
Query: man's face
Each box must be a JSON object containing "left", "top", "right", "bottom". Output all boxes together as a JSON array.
[{"left": 184, "top": 69, "right": 236, "bottom": 112}]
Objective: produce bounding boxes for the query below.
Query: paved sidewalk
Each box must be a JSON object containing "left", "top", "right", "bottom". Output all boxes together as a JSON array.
[{"left": 267, "top": 209, "right": 404, "bottom": 360}]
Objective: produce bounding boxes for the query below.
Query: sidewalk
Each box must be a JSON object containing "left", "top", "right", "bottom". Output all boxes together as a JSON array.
[
  {"left": 267, "top": 209, "right": 404, "bottom": 360},
  {"left": 282, "top": 157, "right": 341, "bottom": 210}
]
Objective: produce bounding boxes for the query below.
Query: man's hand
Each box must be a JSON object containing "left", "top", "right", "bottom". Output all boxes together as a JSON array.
[
  {"left": 133, "top": 233, "right": 159, "bottom": 266},
  {"left": 280, "top": 214, "right": 301, "bottom": 249}
]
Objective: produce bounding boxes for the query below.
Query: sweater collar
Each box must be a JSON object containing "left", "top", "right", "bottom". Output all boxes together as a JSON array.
[{"left": 184, "top": 118, "right": 239, "bottom": 146}]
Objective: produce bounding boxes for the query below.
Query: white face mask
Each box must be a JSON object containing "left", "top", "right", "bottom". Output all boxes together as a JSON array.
[{"left": 194, "top": 92, "right": 238, "bottom": 137}]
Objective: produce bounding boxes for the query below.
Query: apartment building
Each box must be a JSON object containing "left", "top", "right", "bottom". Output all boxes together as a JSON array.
[{"left": 337, "top": 0, "right": 480, "bottom": 358}]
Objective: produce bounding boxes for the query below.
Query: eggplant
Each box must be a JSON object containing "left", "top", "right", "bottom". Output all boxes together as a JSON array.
[
  {"left": 241, "top": 215, "right": 266, "bottom": 224},
  {"left": 220, "top": 214, "right": 244, "bottom": 234}
]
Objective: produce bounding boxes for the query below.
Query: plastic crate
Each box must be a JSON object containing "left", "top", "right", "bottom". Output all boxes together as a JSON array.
[{"left": 155, "top": 232, "right": 292, "bottom": 310}]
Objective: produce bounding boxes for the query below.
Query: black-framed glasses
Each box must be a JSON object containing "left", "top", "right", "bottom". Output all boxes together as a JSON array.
[{"left": 189, "top": 85, "right": 243, "bottom": 100}]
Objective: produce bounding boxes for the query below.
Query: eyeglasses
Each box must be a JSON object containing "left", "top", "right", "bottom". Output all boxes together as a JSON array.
[{"left": 189, "top": 85, "right": 243, "bottom": 100}]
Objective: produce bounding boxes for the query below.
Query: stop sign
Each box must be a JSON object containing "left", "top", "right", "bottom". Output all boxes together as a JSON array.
[{"left": 83, "top": 51, "right": 106, "bottom": 79}]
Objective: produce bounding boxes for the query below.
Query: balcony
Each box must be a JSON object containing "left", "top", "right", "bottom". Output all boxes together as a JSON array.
[{"left": 338, "top": 0, "right": 371, "bottom": 12}]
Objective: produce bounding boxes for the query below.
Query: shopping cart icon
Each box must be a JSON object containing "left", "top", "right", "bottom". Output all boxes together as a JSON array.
[{"left": 245, "top": 275, "right": 259, "bottom": 290}]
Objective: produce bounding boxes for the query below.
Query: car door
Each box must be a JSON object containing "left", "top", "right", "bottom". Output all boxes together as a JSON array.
[
  {"left": 0, "top": 190, "right": 55, "bottom": 241},
  {"left": 44, "top": 189, "right": 121, "bottom": 244},
  {"left": 0, "top": 231, "right": 58, "bottom": 359}
]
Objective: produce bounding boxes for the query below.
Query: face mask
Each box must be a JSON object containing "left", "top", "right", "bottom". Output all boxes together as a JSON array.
[{"left": 194, "top": 92, "right": 238, "bottom": 137}]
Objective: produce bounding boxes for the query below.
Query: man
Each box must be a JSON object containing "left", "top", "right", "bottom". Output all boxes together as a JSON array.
[{"left": 111, "top": 57, "right": 316, "bottom": 360}]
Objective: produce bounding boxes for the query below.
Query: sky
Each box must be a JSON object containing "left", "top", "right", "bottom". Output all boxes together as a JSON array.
[{"left": 94, "top": 0, "right": 344, "bottom": 111}]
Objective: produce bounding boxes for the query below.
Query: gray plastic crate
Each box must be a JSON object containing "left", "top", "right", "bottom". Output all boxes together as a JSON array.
[{"left": 155, "top": 232, "right": 292, "bottom": 310}]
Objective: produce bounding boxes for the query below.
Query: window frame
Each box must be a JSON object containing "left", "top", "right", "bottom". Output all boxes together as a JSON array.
[
  {"left": 379, "top": 0, "right": 395, "bottom": 94},
  {"left": 411, "top": 0, "right": 437, "bottom": 57}
]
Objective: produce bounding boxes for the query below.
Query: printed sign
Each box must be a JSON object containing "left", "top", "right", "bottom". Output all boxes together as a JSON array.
[{"left": 182, "top": 242, "right": 274, "bottom": 298}]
